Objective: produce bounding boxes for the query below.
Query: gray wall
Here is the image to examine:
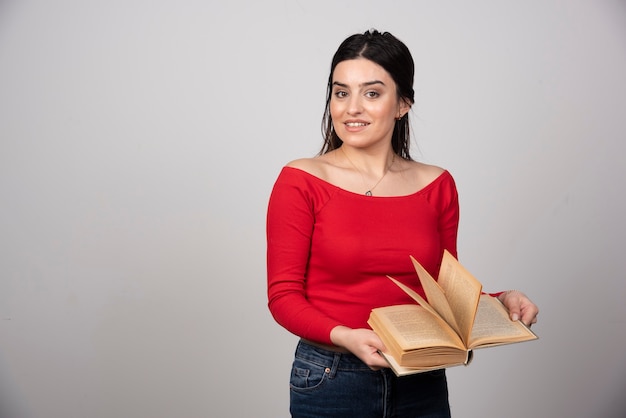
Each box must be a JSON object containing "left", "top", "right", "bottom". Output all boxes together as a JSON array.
[{"left": 1, "top": 1, "right": 625, "bottom": 417}]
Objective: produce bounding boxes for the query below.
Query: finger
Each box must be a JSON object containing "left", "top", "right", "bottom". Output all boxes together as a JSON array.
[
  {"left": 367, "top": 350, "right": 389, "bottom": 370},
  {"left": 366, "top": 333, "right": 386, "bottom": 353},
  {"left": 503, "top": 290, "right": 525, "bottom": 321},
  {"left": 521, "top": 307, "right": 539, "bottom": 327},
  {"left": 518, "top": 298, "right": 539, "bottom": 325},
  {"left": 508, "top": 301, "right": 521, "bottom": 322}
]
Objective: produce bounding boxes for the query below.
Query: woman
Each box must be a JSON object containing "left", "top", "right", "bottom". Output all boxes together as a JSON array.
[{"left": 266, "top": 30, "right": 538, "bottom": 418}]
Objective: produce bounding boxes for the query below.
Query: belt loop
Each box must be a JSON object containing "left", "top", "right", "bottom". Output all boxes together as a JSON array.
[{"left": 327, "top": 352, "right": 342, "bottom": 379}]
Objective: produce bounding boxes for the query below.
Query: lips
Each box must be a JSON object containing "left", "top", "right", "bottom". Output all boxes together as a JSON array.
[{"left": 344, "top": 119, "right": 370, "bottom": 128}]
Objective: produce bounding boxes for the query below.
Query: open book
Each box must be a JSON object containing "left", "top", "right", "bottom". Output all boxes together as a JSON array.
[{"left": 367, "top": 250, "right": 537, "bottom": 376}]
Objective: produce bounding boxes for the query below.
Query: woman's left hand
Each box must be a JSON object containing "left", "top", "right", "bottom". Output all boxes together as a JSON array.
[{"left": 497, "top": 290, "right": 539, "bottom": 327}]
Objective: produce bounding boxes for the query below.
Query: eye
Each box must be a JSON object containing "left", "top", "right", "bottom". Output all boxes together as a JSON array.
[
  {"left": 334, "top": 90, "right": 348, "bottom": 98},
  {"left": 365, "top": 91, "right": 380, "bottom": 98}
]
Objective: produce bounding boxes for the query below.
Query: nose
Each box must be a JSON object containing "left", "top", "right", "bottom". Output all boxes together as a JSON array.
[{"left": 347, "top": 95, "right": 363, "bottom": 115}]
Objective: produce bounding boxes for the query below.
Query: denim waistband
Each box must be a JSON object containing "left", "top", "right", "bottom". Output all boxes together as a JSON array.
[{"left": 295, "top": 339, "right": 376, "bottom": 374}]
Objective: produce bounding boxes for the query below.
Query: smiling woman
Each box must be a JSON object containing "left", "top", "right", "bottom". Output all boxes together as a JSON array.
[
  {"left": 266, "top": 29, "right": 539, "bottom": 418},
  {"left": 330, "top": 59, "right": 409, "bottom": 155},
  {"left": 321, "top": 31, "right": 415, "bottom": 159}
]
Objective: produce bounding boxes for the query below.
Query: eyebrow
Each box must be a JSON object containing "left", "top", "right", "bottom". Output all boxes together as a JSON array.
[{"left": 332, "top": 80, "right": 386, "bottom": 89}]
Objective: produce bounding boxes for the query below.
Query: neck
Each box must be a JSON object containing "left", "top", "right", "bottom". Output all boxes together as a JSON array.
[
  {"left": 340, "top": 146, "right": 396, "bottom": 196},
  {"left": 340, "top": 145, "right": 395, "bottom": 176}
]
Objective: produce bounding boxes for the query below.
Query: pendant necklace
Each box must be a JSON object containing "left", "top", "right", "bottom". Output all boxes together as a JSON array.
[{"left": 341, "top": 147, "right": 395, "bottom": 196}]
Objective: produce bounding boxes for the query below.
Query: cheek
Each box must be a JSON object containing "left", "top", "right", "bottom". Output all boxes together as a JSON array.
[
  {"left": 329, "top": 102, "right": 344, "bottom": 125},
  {"left": 367, "top": 98, "right": 395, "bottom": 115},
  {"left": 329, "top": 99, "right": 342, "bottom": 117},
  {"left": 371, "top": 106, "right": 397, "bottom": 125}
]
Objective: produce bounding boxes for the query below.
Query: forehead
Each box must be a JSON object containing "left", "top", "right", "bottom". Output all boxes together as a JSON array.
[{"left": 332, "top": 58, "right": 394, "bottom": 85}]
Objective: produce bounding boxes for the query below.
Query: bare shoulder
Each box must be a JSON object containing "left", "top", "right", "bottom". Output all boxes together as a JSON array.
[
  {"left": 285, "top": 156, "right": 332, "bottom": 179},
  {"left": 397, "top": 160, "right": 447, "bottom": 191},
  {"left": 413, "top": 161, "right": 446, "bottom": 180}
]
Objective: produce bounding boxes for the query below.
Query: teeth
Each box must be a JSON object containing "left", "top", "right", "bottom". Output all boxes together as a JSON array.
[{"left": 346, "top": 122, "right": 367, "bottom": 127}]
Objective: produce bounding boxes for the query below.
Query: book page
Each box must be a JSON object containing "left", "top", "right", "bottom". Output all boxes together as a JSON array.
[
  {"left": 387, "top": 276, "right": 438, "bottom": 317},
  {"left": 436, "top": 250, "right": 482, "bottom": 345},
  {"left": 409, "top": 256, "right": 461, "bottom": 338},
  {"left": 369, "top": 305, "right": 464, "bottom": 351},
  {"left": 468, "top": 295, "right": 538, "bottom": 348}
]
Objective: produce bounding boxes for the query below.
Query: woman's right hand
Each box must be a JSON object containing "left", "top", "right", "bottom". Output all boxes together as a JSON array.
[{"left": 330, "top": 326, "right": 389, "bottom": 370}]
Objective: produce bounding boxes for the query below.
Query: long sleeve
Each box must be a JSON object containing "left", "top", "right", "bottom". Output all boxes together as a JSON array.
[
  {"left": 266, "top": 168, "right": 342, "bottom": 344},
  {"left": 436, "top": 172, "right": 459, "bottom": 260}
]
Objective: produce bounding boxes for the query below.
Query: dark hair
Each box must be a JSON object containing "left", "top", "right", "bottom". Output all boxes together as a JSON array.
[{"left": 320, "top": 30, "right": 415, "bottom": 159}]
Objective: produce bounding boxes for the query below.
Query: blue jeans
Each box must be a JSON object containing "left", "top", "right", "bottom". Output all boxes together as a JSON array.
[{"left": 289, "top": 340, "right": 451, "bottom": 418}]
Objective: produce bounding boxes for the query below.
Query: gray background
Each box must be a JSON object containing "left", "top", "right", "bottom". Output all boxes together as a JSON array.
[{"left": 1, "top": 0, "right": 625, "bottom": 417}]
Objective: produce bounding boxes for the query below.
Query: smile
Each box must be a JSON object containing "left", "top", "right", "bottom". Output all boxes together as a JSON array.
[{"left": 345, "top": 122, "right": 369, "bottom": 127}]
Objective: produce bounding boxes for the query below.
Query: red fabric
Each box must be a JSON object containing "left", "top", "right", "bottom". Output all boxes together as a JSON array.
[{"left": 266, "top": 167, "right": 460, "bottom": 345}]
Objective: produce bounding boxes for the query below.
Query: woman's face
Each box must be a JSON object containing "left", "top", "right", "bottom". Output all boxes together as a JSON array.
[{"left": 330, "top": 58, "right": 409, "bottom": 150}]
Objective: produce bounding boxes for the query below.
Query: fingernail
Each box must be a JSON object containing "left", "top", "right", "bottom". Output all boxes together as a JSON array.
[{"left": 511, "top": 313, "right": 519, "bottom": 321}]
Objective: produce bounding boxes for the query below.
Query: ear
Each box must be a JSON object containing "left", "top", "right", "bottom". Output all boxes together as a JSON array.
[{"left": 397, "top": 98, "right": 412, "bottom": 119}]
